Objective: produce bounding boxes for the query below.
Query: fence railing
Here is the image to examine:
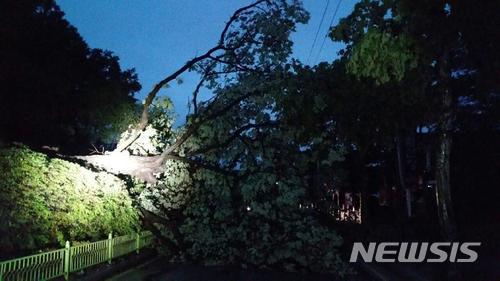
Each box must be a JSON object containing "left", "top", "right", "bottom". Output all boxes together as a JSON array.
[{"left": 0, "top": 231, "right": 154, "bottom": 281}]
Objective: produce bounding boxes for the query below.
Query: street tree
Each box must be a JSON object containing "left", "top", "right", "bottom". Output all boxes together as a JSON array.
[{"left": 329, "top": 0, "right": 500, "bottom": 241}]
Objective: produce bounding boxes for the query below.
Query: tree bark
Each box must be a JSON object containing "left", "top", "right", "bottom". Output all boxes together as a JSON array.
[
  {"left": 435, "top": 52, "right": 457, "bottom": 241},
  {"left": 396, "top": 134, "right": 412, "bottom": 218},
  {"left": 435, "top": 93, "right": 457, "bottom": 240}
]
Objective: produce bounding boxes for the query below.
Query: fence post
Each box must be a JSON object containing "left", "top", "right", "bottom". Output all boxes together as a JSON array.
[
  {"left": 135, "top": 232, "right": 141, "bottom": 254},
  {"left": 64, "top": 241, "right": 70, "bottom": 280},
  {"left": 107, "top": 232, "right": 113, "bottom": 264}
]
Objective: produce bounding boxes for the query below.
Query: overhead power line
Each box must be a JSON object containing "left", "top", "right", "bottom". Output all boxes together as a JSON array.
[
  {"left": 314, "top": 0, "right": 343, "bottom": 64},
  {"left": 306, "top": 0, "right": 330, "bottom": 64}
]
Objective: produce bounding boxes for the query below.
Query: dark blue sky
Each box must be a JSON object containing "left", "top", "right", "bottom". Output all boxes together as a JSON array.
[{"left": 56, "top": 0, "right": 357, "bottom": 125}]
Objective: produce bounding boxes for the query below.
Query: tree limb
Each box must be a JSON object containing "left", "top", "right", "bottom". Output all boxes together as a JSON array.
[
  {"left": 114, "top": 44, "right": 224, "bottom": 152},
  {"left": 115, "top": 0, "right": 268, "bottom": 152},
  {"left": 155, "top": 90, "right": 260, "bottom": 165}
]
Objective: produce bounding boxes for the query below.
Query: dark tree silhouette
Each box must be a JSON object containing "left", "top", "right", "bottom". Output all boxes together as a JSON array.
[{"left": 0, "top": 0, "right": 141, "bottom": 153}]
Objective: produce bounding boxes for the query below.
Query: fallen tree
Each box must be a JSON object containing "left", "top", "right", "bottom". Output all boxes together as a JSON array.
[{"left": 9, "top": 1, "right": 350, "bottom": 274}]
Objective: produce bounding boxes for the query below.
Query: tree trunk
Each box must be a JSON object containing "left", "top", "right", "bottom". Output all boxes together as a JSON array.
[
  {"left": 435, "top": 52, "right": 458, "bottom": 241},
  {"left": 435, "top": 95, "right": 457, "bottom": 240},
  {"left": 396, "top": 134, "right": 412, "bottom": 218}
]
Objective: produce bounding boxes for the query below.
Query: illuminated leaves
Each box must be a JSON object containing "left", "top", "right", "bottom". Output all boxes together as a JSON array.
[
  {"left": 0, "top": 147, "right": 139, "bottom": 252},
  {"left": 347, "top": 29, "right": 418, "bottom": 84}
]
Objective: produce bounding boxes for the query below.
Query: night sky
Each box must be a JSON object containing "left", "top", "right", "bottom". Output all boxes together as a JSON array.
[{"left": 56, "top": 0, "right": 358, "bottom": 125}]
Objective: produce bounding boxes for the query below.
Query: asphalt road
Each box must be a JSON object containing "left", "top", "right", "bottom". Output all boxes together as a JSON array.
[{"left": 105, "top": 258, "right": 377, "bottom": 281}]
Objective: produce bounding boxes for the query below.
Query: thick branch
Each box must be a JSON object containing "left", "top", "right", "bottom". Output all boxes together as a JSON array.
[
  {"left": 74, "top": 150, "right": 236, "bottom": 184},
  {"left": 156, "top": 90, "right": 259, "bottom": 165},
  {"left": 192, "top": 78, "right": 205, "bottom": 115},
  {"left": 115, "top": 0, "right": 268, "bottom": 152},
  {"left": 139, "top": 207, "right": 183, "bottom": 253},
  {"left": 115, "top": 44, "right": 224, "bottom": 152},
  {"left": 74, "top": 153, "right": 164, "bottom": 183}
]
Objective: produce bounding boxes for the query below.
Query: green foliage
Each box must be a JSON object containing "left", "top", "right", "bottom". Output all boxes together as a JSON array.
[
  {"left": 150, "top": 97, "right": 176, "bottom": 150},
  {"left": 279, "top": 62, "right": 432, "bottom": 154},
  {"left": 120, "top": 96, "right": 176, "bottom": 155},
  {"left": 0, "top": 147, "right": 139, "bottom": 255},
  {"left": 193, "top": 176, "right": 344, "bottom": 273},
  {"left": 142, "top": 164, "right": 347, "bottom": 275},
  {"left": 138, "top": 74, "right": 348, "bottom": 274},
  {"left": 347, "top": 29, "right": 418, "bottom": 84}
]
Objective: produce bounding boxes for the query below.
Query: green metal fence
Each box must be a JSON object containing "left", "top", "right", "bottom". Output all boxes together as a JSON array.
[{"left": 0, "top": 231, "right": 154, "bottom": 281}]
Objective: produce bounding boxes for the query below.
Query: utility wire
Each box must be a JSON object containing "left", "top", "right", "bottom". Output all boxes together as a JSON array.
[
  {"left": 314, "top": 0, "right": 343, "bottom": 64},
  {"left": 306, "top": 0, "right": 330, "bottom": 64}
]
